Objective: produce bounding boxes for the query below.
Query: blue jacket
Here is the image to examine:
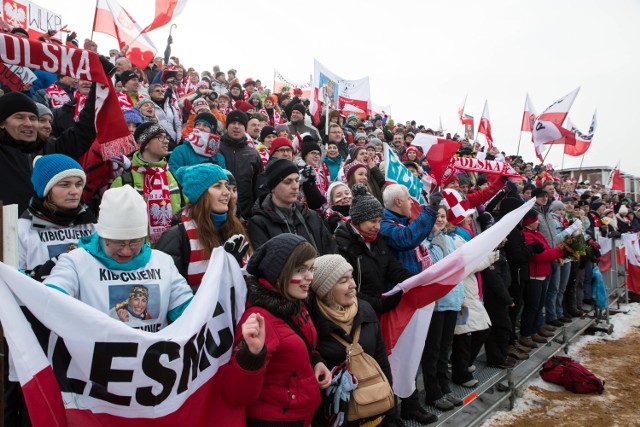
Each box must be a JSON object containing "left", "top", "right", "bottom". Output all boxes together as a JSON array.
[
  {"left": 380, "top": 206, "right": 437, "bottom": 274},
  {"left": 168, "top": 141, "right": 227, "bottom": 173},
  {"left": 428, "top": 231, "right": 464, "bottom": 312}
]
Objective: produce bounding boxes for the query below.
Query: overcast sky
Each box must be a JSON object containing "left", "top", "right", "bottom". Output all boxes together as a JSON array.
[{"left": 33, "top": 0, "right": 640, "bottom": 175}]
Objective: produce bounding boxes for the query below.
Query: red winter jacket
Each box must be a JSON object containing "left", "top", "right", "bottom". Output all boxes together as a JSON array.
[
  {"left": 463, "top": 175, "right": 506, "bottom": 210},
  {"left": 523, "top": 227, "right": 565, "bottom": 277},
  {"left": 223, "top": 278, "right": 322, "bottom": 426}
]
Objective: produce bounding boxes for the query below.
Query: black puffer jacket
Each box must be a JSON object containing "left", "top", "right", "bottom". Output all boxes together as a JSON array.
[
  {"left": 248, "top": 193, "right": 337, "bottom": 254},
  {"left": 218, "top": 133, "right": 263, "bottom": 218},
  {"left": 480, "top": 250, "right": 513, "bottom": 329},
  {"left": 334, "top": 222, "right": 411, "bottom": 314}
]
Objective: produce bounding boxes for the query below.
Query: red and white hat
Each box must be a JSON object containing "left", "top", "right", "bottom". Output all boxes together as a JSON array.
[{"left": 442, "top": 189, "right": 475, "bottom": 225}]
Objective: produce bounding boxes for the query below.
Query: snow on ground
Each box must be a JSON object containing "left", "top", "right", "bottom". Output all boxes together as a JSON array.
[{"left": 481, "top": 303, "right": 640, "bottom": 427}]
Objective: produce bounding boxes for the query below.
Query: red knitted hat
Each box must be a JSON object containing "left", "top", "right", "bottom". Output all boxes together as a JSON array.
[{"left": 269, "top": 137, "right": 293, "bottom": 156}]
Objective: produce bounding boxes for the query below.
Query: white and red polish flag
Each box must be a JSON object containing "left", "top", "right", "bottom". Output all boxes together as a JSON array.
[
  {"left": 458, "top": 95, "right": 473, "bottom": 125},
  {"left": 477, "top": 100, "right": 494, "bottom": 148},
  {"left": 0, "top": 248, "right": 247, "bottom": 427},
  {"left": 141, "top": 0, "right": 188, "bottom": 33},
  {"left": 623, "top": 233, "right": 640, "bottom": 294},
  {"left": 521, "top": 93, "right": 537, "bottom": 132},
  {"left": 531, "top": 88, "right": 581, "bottom": 161},
  {"left": 93, "top": 0, "right": 157, "bottom": 69},
  {"left": 606, "top": 161, "right": 625, "bottom": 191},
  {"left": 565, "top": 110, "right": 597, "bottom": 157},
  {"left": 379, "top": 198, "right": 535, "bottom": 397}
]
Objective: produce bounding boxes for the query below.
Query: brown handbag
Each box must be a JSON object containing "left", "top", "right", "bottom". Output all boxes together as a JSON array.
[{"left": 331, "top": 326, "right": 395, "bottom": 421}]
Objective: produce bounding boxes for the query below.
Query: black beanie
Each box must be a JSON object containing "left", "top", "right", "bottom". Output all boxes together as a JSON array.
[
  {"left": 246, "top": 233, "right": 307, "bottom": 286},
  {"left": 590, "top": 201, "right": 604, "bottom": 212},
  {"left": 260, "top": 125, "right": 277, "bottom": 141},
  {"left": 0, "top": 92, "right": 39, "bottom": 124},
  {"left": 194, "top": 112, "right": 218, "bottom": 131},
  {"left": 134, "top": 122, "right": 165, "bottom": 151},
  {"left": 291, "top": 103, "right": 306, "bottom": 116},
  {"left": 350, "top": 184, "right": 384, "bottom": 225},
  {"left": 301, "top": 141, "right": 321, "bottom": 159},
  {"left": 500, "top": 196, "right": 524, "bottom": 217},
  {"left": 226, "top": 109, "right": 248, "bottom": 129},
  {"left": 531, "top": 187, "right": 547, "bottom": 198},
  {"left": 265, "top": 158, "right": 299, "bottom": 190}
]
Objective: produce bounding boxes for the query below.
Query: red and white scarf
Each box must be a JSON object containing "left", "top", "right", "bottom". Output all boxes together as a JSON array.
[
  {"left": 185, "top": 129, "right": 220, "bottom": 158},
  {"left": 45, "top": 82, "right": 71, "bottom": 108},
  {"left": 315, "top": 165, "right": 329, "bottom": 195},
  {"left": 132, "top": 164, "right": 173, "bottom": 243},
  {"left": 73, "top": 91, "right": 88, "bottom": 121},
  {"left": 257, "top": 147, "right": 269, "bottom": 167},
  {"left": 181, "top": 212, "right": 208, "bottom": 289},
  {"left": 117, "top": 91, "right": 134, "bottom": 111},
  {"left": 259, "top": 107, "right": 283, "bottom": 127},
  {"left": 0, "top": 33, "right": 135, "bottom": 159}
]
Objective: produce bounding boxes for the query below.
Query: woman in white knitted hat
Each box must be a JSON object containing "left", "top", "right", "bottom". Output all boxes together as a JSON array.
[
  {"left": 45, "top": 185, "right": 193, "bottom": 331},
  {"left": 309, "top": 254, "right": 403, "bottom": 426}
]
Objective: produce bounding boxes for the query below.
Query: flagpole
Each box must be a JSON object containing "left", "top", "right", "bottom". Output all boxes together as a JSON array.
[
  {"left": 516, "top": 131, "right": 523, "bottom": 157},
  {"left": 516, "top": 95, "right": 527, "bottom": 157},
  {"left": 541, "top": 143, "right": 554, "bottom": 165},
  {"left": 91, "top": 0, "right": 99, "bottom": 40}
]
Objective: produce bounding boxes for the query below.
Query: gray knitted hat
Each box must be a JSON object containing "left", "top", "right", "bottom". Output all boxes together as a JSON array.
[
  {"left": 246, "top": 234, "right": 307, "bottom": 285},
  {"left": 311, "top": 255, "right": 353, "bottom": 299},
  {"left": 349, "top": 184, "right": 384, "bottom": 225}
]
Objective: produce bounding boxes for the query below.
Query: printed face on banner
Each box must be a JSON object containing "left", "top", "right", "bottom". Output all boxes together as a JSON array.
[
  {"left": 319, "top": 72, "right": 338, "bottom": 109},
  {"left": 3, "top": 0, "right": 28, "bottom": 28},
  {"left": 46, "top": 242, "right": 78, "bottom": 259},
  {"left": 109, "top": 284, "right": 160, "bottom": 326}
]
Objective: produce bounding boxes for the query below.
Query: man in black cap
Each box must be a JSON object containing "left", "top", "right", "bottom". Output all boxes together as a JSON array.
[
  {"left": 219, "top": 109, "right": 263, "bottom": 218},
  {"left": 286, "top": 102, "right": 321, "bottom": 143},
  {"left": 248, "top": 158, "right": 336, "bottom": 254}
]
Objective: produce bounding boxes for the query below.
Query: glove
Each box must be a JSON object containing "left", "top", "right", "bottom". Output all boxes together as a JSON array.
[
  {"left": 490, "top": 250, "right": 500, "bottom": 264},
  {"left": 299, "top": 165, "right": 316, "bottom": 185},
  {"left": 98, "top": 54, "right": 116, "bottom": 77},
  {"left": 428, "top": 191, "right": 444, "bottom": 211},
  {"left": 110, "top": 155, "right": 132, "bottom": 179},
  {"left": 324, "top": 366, "right": 356, "bottom": 427},
  {"left": 504, "top": 180, "right": 518, "bottom": 195},
  {"left": 30, "top": 257, "right": 59, "bottom": 282},
  {"left": 565, "top": 219, "right": 582, "bottom": 235},
  {"left": 224, "top": 234, "right": 249, "bottom": 266},
  {"left": 528, "top": 242, "right": 545, "bottom": 254},
  {"left": 588, "top": 240, "right": 601, "bottom": 250},
  {"left": 65, "top": 31, "right": 77, "bottom": 44}
]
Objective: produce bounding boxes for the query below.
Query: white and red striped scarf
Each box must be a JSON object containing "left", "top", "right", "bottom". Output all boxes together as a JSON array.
[
  {"left": 117, "top": 91, "right": 135, "bottom": 111},
  {"left": 132, "top": 164, "right": 173, "bottom": 244},
  {"left": 257, "top": 147, "right": 269, "bottom": 167},
  {"left": 315, "top": 164, "right": 329, "bottom": 195},
  {"left": 259, "top": 107, "right": 283, "bottom": 127},
  {"left": 73, "top": 91, "right": 88, "bottom": 121},
  {"left": 45, "top": 83, "right": 71, "bottom": 109},
  {"left": 181, "top": 212, "right": 209, "bottom": 289}
]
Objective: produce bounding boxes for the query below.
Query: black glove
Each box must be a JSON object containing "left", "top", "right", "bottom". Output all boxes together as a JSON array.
[
  {"left": 299, "top": 165, "right": 317, "bottom": 185},
  {"left": 30, "top": 257, "right": 59, "bottom": 282},
  {"left": 528, "top": 242, "right": 545, "bottom": 254},
  {"left": 65, "top": 31, "right": 77, "bottom": 44},
  {"left": 98, "top": 55, "right": 116, "bottom": 77},
  {"left": 224, "top": 234, "right": 249, "bottom": 266},
  {"left": 504, "top": 180, "right": 518, "bottom": 195},
  {"left": 428, "top": 191, "right": 444, "bottom": 211}
]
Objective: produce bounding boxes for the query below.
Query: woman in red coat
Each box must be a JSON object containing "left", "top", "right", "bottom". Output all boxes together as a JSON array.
[
  {"left": 223, "top": 233, "right": 331, "bottom": 426},
  {"left": 519, "top": 210, "right": 566, "bottom": 349}
]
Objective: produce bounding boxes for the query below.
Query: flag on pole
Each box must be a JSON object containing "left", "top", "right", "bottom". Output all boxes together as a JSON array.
[
  {"left": 458, "top": 95, "right": 473, "bottom": 125},
  {"left": 380, "top": 198, "right": 536, "bottom": 397},
  {"left": 606, "top": 161, "right": 624, "bottom": 191},
  {"left": 93, "top": 0, "right": 157, "bottom": 69},
  {"left": 141, "top": 0, "right": 188, "bottom": 33},
  {"left": 531, "top": 88, "right": 581, "bottom": 161},
  {"left": 521, "top": 93, "right": 537, "bottom": 132},
  {"left": 477, "top": 100, "right": 493, "bottom": 148},
  {"left": 622, "top": 233, "right": 640, "bottom": 294},
  {"left": 537, "top": 87, "right": 580, "bottom": 125},
  {"left": 564, "top": 110, "right": 597, "bottom": 157},
  {"left": 0, "top": 248, "right": 247, "bottom": 427}
]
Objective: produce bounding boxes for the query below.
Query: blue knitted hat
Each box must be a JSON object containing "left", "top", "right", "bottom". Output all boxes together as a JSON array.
[
  {"left": 175, "top": 164, "right": 228, "bottom": 204},
  {"left": 31, "top": 154, "right": 86, "bottom": 198},
  {"left": 123, "top": 108, "right": 145, "bottom": 124}
]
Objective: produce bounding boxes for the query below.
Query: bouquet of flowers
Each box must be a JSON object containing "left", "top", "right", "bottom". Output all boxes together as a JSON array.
[{"left": 562, "top": 233, "right": 588, "bottom": 262}]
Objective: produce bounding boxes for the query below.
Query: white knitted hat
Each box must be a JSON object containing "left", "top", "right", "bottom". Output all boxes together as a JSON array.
[{"left": 97, "top": 186, "right": 148, "bottom": 239}]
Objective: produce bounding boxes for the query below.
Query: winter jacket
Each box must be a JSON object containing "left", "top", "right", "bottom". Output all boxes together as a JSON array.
[
  {"left": 334, "top": 222, "right": 411, "bottom": 313},
  {"left": 452, "top": 234, "right": 493, "bottom": 335},
  {"left": 428, "top": 230, "right": 464, "bottom": 312},
  {"left": 523, "top": 228, "right": 565, "bottom": 277},
  {"left": 153, "top": 96, "right": 182, "bottom": 147},
  {"left": 380, "top": 206, "right": 437, "bottom": 274},
  {"left": 462, "top": 175, "right": 506, "bottom": 209},
  {"left": 323, "top": 155, "right": 343, "bottom": 182},
  {"left": 223, "top": 277, "right": 322, "bottom": 426},
  {"left": 168, "top": 139, "right": 226, "bottom": 173},
  {"left": 0, "top": 85, "right": 97, "bottom": 214},
  {"left": 309, "top": 296, "right": 393, "bottom": 425},
  {"left": 533, "top": 202, "right": 560, "bottom": 248},
  {"left": 368, "top": 165, "right": 386, "bottom": 203},
  {"left": 248, "top": 193, "right": 337, "bottom": 254},
  {"left": 110, "top": 152, "right": 183, "bottom": 215},
  {"left": 287, "top": 120, "right": 322, "bottom": 143},
  {"left": 504, "top": 225, "right": 535, "bottom": 290},
  {"left": 219, "top": 133, "right": 263, "bottom": 218},
  {"left": 480, "top": 250, "right": 513, "bottom": 329}
]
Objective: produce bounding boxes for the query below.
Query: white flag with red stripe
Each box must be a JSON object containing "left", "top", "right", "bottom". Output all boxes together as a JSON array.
[
  {"left": 380, "top": 198, "right": 535, "bottom": 397},
  {"left": 606, "top": 161, "right": 624, "bottom": 191},
  {"left": 531, "top": 87, "right": 581, "bottom": 160},
  {"left": 565, "top": 110, "right": 597, "bottom": 157},
  {"left": 623, "top": 232, "right": 640, "bottom": 294},
  {"left": 458, "top": 95, "right": 467, "bottom": 124},
  {"left": 0, "top": 248, "right": 246, "bottom": 427},
  {"left": 521, "top": 93, "right": 537, "bottom": 132},
  {"left": 477, "top": 100, "right": 493, "bottom": 148}
]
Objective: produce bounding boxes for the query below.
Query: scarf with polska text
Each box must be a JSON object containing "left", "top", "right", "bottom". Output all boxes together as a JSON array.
[{"left": 0, "top": 33, "right": 135, "bottom": 159}]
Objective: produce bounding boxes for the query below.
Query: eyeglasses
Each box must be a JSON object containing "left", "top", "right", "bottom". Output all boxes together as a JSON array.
[
  {"left": 294, "top": 266, "right": 317, "bottom": 275},
  {"left": 275, "top": 147, "right": 293, "bottom": 153},
  {"left": 165, "top": 80, "right": 178, "bottom": 85},
  {"left": 152, "top": 89, "right": 164, "bottom": 93},
  {"left": 104, "top": 238, "right": 146, "bottom": 250},
  {"left": 153, "top": 134, "right": 170, "bottom": 142}
]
